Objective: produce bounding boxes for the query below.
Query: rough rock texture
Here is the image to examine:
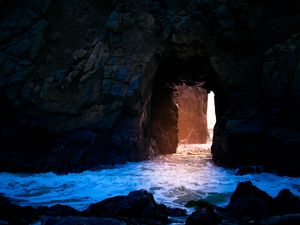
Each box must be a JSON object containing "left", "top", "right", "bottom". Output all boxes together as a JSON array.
[
  {"left": 209, "top": 0, "right": 300, "bottom": 176},
  {"left": 176, "top": 85, "right": 208, "bottom": 144},
  {"left": 0, "top": 194, "right": 39, "bottom": 224},
  {"left": 41, "top": 217, "right": 126, "bottom": 225},
  {"left": 185, "top": 181, "right": 300, "bottom": 225},
  {"left": 1, "top": 184, "right": 300, "bottom": 225},
  {"left": 0, "top": 190, "right": 185, "bottom": 225},
  {"left": 185, "top": 203, "right": 222, "bottom": 225},
  {"left": 271, "top": 189, "right": 300, "bottom": 215},
  {"left": 83, "top": 190, "right": 169, "bottom": 223},
  {"left": 1, "top": 0, "right": 300, "bottom": 174},
  {"left": 227, "top": 181, "right": 273, "bottom": 219}
]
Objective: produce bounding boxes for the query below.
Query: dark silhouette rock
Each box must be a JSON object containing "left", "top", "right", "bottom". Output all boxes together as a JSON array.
[
  {"left": 186, "top": 183, "right": 300, "bottom": 225},
  {"left": 84, "top": 190, "right": 169, "bottom": 223},
  {"left": 185, "top": 200, "right": 223, "bottom": 225},
  {"left": 38, "top": 204, "right": 80, "bottom": 217},
  {"left": 1, "top": 0, "right": 300, "bottom": 175},
  {"left": 0, "top": 190, "right": 177, "bottom": 224},
  {"left": 236, "top": 166, "right": 264, "bottom": 175},
  {"left": 185, "top": 209, "right": 222, "bottom": 225},
  {"left": 227, "top": 181, "right": 273, "bottom": 219},
  {"left": 166, "top": 206, "right": 187, "bottom": 217},
  {"left": 271, "top": 189, "right": 300, "bottom": 215},
  {"left": 1, "top": 185, "right": 300, "bottom": 225},
  {"left": 41, "top": 216, "right": 126, "bottom": 225},
  {"left": 0, "top": 194, "right": 38, "bottom": 224},
  {"left": 0, "top": 195, "right": 10, "bottom": 206},
  {"left": 259, "top": 214, "right": 300, "bottom": 225}
]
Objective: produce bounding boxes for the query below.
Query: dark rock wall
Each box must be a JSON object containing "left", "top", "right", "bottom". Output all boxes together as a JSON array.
[
  {"left": 0, "top": 0, "right": 300, "bottom": 175},
  {"left": 210, "top": 0, "right": 300, "bottom": 176}
]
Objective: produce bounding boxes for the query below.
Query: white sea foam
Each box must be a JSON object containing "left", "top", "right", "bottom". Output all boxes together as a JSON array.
[{"left": 0, "top": 144, "right": 300, "bottom": 212}]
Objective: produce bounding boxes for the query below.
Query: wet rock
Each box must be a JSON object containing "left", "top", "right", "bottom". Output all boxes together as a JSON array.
[
  {"left": 271, "top": 189, "right": 300, "bottom": 215},
  {"left": 0, "top": 195, "right": 11, "bottom": 206},
  {"left": 259, "top": 214, "right": 300, "bottom": 225},
  {"left": 41, "top": 216, "right": 126, "bottom": 225},
  {"left": 186, "top": 183, "right": 300, "bottom": 225},
  {"left": 227, "top": 181, "right": 273, "bottom": 219},
  {"left": 0, "top": 194, "right": 38, "bottom": 224},
  {"left": 185, "top": 204, "right": 222, "bottom": 225},
  {"left": 167, "top": 207, "right": 187, "bottom": 217},
  {"left": 45, "top": 130, "right": 115, "bottom": 172},
  {"left": 38, "top": 204, "right": 80, "bottom": 217},
  {"left": 235, "top": 165, "right": 264, "bottom": 175},
  {"left": 84, "top": 190, "right": 169, "bottom": 223}
]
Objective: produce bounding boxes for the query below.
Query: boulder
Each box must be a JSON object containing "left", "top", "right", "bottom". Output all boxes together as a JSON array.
[
  {"left": 41, "top": 216, "right": 126, "bottom": 225},
  {"left": 227, "top": 181, "right": 273, "bottom": 219},
  {"left": 0, "top": 194, "right": 38, "bottom": 224},
  {"left": 38, "top": 204, "right": 80, "bottom": 217},
  {"left": 185, "top": 204, "right": 222, "bottom": 225},
  {"left": 235, "top": 165, "right": 264, "bottom": 175},
  {"left": 259, "top": 214, "right": 300, "bottom": 225},
  {"left": 271, "top": 189, "right": 300, "bottom": 215},
  {"left": 84, "top": 190, "right": 169, "bottom": 223},
  {"left": 167, "top": 206, "right": 187, "bottom": 217},
  {"left": 186, "top": 183, "right": 300, "bottom": 225},
  {"left": 185, "top": 210, "right": 222, "bottom": 225}
]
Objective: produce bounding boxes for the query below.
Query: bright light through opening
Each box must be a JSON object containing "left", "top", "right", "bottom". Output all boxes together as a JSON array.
[
  {"left": 176, "top": 88, "right": 216, "bottom": 153},
  {"left": 207, "top": 92, "right": 216, "bottom": 139}
]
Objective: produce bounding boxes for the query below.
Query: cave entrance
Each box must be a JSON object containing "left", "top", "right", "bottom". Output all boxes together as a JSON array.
[
  {"left": 149, "top": 56, "right": 218, "bottom": 155},
  {"left": 175, "top": 85, "right": 216, "bottom": 154}
]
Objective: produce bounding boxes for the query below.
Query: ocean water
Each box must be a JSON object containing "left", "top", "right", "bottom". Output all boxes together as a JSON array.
[{"left": 0, "top": 143, "right": 300, "bottom": 212}]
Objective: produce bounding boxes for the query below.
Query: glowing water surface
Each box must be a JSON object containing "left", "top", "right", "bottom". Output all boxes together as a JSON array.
[{"left": 0, "top": 144, "right": 300, "bottom": 212}]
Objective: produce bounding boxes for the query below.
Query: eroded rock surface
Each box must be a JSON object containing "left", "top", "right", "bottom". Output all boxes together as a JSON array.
[
  {"left": 0, "top": 0, "right": 300, "bottom": 175},
  {"left": 186, "top": 181, "right": 300, "bottom": 225},
  {"left": 0, "top": 190, "right": 185, "bottom": 225}
]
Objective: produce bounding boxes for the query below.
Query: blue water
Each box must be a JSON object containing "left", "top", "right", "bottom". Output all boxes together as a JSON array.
[{"left": 0, "top": 144, "right": 300, "bottom": 212}]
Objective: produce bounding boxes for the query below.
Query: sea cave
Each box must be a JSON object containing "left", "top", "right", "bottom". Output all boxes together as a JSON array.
[{"left": 0, "top": 0, "right": 300, "bottom": 224}]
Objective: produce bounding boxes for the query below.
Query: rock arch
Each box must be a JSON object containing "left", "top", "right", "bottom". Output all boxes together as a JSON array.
[
  {"left": 1, "top": 0, "right": 300, "bottom": 175},
  {"left": 148, "top": 55, "right": 220, "bottom": 154}
]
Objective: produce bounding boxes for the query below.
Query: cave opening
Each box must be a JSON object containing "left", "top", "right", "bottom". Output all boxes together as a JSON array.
[
  {"left": 175, "top": 85, "right": 216, "bottom": 154},
  {"left": 149, "top": 55, "right": 219, "bottom": 156}
]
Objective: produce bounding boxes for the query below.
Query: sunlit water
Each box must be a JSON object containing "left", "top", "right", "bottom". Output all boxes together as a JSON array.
[{"left": 0, "top": 143, "right": 300, "bottom": 214}]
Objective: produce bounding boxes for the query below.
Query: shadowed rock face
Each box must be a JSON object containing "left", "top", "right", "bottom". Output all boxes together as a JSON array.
[
  {"left": 0, "top": 0, "right": 300, "bottom": 175},
  {"left": 186, "top": 181, "right": 300, "bottom": 225},
  {"left": 0, "top": 190, "right": 186, "bottom": 224}
]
